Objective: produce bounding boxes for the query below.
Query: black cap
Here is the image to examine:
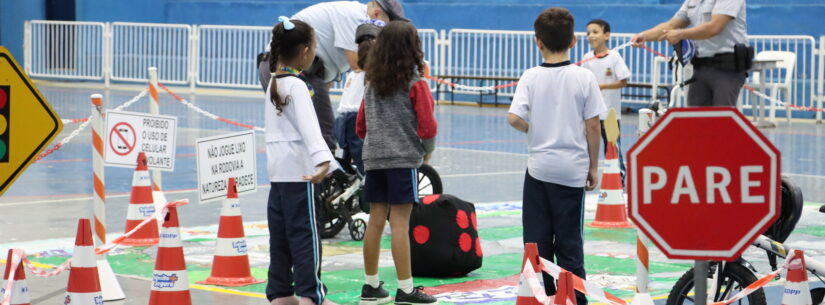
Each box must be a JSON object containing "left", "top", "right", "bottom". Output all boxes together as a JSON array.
[
  {"left": 375, "top": 0, "right": 409, "bottom": 22},
  {"left": 355, "top": 23, "right": 383, "bottom": 44}
]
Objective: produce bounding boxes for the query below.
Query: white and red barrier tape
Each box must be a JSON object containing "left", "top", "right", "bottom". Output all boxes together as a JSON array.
[
  {"left": 742, "top": 85, "right": 825, "bottom": 113},
  {"left": 61, "top": 118, "right": 89, "bottom": 124},
  {"left": 709, "top": 252, "right": 795, "bottom": 305},
  {"left": 522, "top": 262, "right": 567, "bottom": 305},
  {"left": 520, "top": 254, "right": 627, "bottom": 305},
  {"left": 34, "top": 90, "right": 149, "bottom": 163},
  {"left": 426, "top": 42, "right": 823, "bottom": 114},
  {"left": 425, "top": 42, "right": 638, "bottom": 92},
  {"left": 0, "top": 199, "right": 187, "bottom": 296},
  {"left": 157, "top": 83, "right": 264, "bottom": 132},
  {"left": 540, "top": 257, "right": 628, "bottom": 305}
]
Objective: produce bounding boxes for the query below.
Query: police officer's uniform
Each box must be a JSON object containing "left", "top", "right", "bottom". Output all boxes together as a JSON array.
[{"left": 675, "top": 0, "right": 748, "bottom": 107}]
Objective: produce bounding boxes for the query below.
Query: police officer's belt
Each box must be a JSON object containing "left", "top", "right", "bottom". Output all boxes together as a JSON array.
[{"left": 691, "top": 53, "right": 737, "bottom": 71}]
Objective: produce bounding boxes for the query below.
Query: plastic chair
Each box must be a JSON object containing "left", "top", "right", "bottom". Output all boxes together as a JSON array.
[{"left": 749, "top": 51, "right": 796, "bottom": 123}]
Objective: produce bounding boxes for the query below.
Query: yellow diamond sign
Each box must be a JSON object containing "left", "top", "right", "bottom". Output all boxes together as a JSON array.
[{"left": 0, "top": 46, "right": 62, "bottom": 196}]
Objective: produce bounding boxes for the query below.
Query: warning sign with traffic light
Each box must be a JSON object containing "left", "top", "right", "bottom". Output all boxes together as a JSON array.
[
  {"left": 0, "top": 46, "right": 63, "bottom": 196},
  {"left": 0, "top": 85, "right": 8, "bottom": 162}
]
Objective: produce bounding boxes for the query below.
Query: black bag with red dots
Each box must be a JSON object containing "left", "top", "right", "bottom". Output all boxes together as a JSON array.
[{"left": 409, "top": 194, "right": 483, "bottom": 277}]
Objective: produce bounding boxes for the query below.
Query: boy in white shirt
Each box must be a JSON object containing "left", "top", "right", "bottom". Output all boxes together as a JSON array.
[
  {"left": 582, "top": 19, "right": 630, "bottom": 183},
  {"left": 334, "top": 21, "right": 383, "bottom": 175},
  {"left": 507, "top": 7, "right": 604, "bottom": 305}
]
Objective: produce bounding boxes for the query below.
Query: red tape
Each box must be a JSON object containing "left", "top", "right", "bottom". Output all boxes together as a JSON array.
[
  {"left": 743, "top": 85, "right": 825, "bottom": 113},
  {"left": 1, "top": 199, "right": 189, "bottom": 285},
  {"left": 34, "top": 143, "right": 62, "bottom": 162},
  {"left": 157, "top": 83, "right": 262, "bottom": 130}
]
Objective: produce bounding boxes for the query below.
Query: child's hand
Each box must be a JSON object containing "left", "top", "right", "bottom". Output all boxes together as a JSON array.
[
  {"left": 304, "top": 162, "right": 331, "bottom": 184},
  {"left": 423, "top": 153, "right": 432, "bottom": 164},
  {"left": 585, "top": 168, "right": 599, "bottom": 191}
]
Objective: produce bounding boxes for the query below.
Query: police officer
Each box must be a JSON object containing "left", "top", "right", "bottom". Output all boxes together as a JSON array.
[
  {"left": 258, "top": 0, "right": 408, "bottom": 151},
  {"left": 632, "top": 0, "right": 749, "bottom": 107}
]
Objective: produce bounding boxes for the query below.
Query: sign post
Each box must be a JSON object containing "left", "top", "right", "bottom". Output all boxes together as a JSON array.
[
  {"left": 196, "top": 131, "right": 257, "bottom": 203},
  {"left": 627, "top": 107, "right": 781, "bottom": 305},
  {"left": 0, "top": 46, "right": 62, "bottom": 196},
  {"left": 104, "top": 110, "right": 177, "bottom": 171}
]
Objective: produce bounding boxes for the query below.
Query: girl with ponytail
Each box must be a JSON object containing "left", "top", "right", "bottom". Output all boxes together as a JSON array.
[{"left": 264, "top": 16, "right": 338, "bottom": 305}]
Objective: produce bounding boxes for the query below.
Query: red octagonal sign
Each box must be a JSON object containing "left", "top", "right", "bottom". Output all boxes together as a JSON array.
[{"left": 627, "top": 108, "right": 780, "bottom": 261}]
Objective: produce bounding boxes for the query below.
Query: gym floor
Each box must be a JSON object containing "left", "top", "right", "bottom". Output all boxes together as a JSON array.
[{"left": 1, "top": 82, "right": 824, "bottom": 304}]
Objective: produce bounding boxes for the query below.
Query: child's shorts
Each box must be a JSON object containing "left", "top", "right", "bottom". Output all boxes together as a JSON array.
[{"left": 363, "top": 168, "right": 419, "bottom": 204}]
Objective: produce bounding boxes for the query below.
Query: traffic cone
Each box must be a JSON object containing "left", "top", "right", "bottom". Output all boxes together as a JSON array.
[
  {"left": 96, "top": 256, "right": 125, "bottom": 301},
  {"left": 554, "top": 271, "right": 576, "bottom": 305},
  {"left": 148, "top": 206, "right": 192, "bottom": 305},
  {"left": 782, "top": 250, "right": 812, "bottom": 305},
  {"left": 64, "top": 218, "right": 104, "bottom": 305},
  {"left": 630, "top": 290, "right": 654, "bottom": 305},
  {"left": 2, "top": 249, "right": 31, "bottom": 305},
  {"left": 117, "top": 152, "right": 159, "bottom": 246},
  {"left": 590, "top": 142, "right": 633, "bottom": 228},
  {"left": 517, "top": 243, "right": 544, "bottom": 305},
  {"left": 197, "top": 178, "right": 264, "bottom": 286}
]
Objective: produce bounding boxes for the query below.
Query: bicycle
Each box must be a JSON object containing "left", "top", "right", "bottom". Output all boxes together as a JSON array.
[
  {"left": 665, "top": 176, "right": 825, "bottom": 305},
  {"left": 315, "top": 158, "right": 443, "bottom": 241}
]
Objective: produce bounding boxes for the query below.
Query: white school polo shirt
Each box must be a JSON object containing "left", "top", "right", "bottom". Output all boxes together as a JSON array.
[
  {"left": 509, "top": 61, "right": 606, "bottom": 188},
  {"left": 265, "top": 75, "right": 335, "bottom": 182},
  {"left": 581, "top": 50, "right": 631, "bottom": 120},
  {"left": 674, "top": 0, "right": 747, "bottom": 57},
  {"left": 337, "top": 70, "right": 366, "bottom": 113}
]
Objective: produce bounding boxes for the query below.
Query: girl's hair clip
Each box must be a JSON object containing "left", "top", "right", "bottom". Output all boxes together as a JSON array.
[
  {"left": 363, "top": 19, "right": 386, "bottom": 27},
  {"left": 278, "top": 16, "right": 295, "bottom": 30}
]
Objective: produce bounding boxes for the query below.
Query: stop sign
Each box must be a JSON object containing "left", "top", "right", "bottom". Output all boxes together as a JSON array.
[{"left": 627, "top": 108, "right": 780, "bottom": 261}]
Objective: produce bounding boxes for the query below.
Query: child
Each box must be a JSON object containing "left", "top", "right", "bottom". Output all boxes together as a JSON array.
[
  {"left": 507, "top": 8, "right": 605, "bottom": 305},
  {"left": 581, "top": 19, "right": 630, "bottom": 181},
  {"left": 356, "top": 21, "right": 438, "bottom": 305},
  {"left": 334, "top": 21, "right": 385, "bottom": 176},
  {"left": 265, "top": 16, "right": 336, "bottom": 305}
]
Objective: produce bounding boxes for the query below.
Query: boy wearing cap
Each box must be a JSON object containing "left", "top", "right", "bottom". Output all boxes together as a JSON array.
[{"left": 335, "top": 21, "right": 384, "bottom": 176}]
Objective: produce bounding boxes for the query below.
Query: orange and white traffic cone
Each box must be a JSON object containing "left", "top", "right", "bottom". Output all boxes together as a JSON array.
[
  {"left": 782, "top": 250, "right": 812, "bottom": 305},
  {"left": 517, "top": 243, "right": 544, "bottom": 305},
  {"left": 554, "top": 271, "right": 576, "bottom": 305},
  {"left": 148, "top": 206, "right": 192, "bottom": 305},
  {"left": 590, "top": 142, "right": 633, "bottom": 228},
  {"left": 2, "top": 249, "right": 31, "bottom": 305},
  {"left": 197, "top": 178, "right": 264, "bottom": 286},
  {"left": 64, "top": 218, "right": 104, "bottom": 305},
  {"left": 117, "top": 152, "right": 159, "bottom": 246}
]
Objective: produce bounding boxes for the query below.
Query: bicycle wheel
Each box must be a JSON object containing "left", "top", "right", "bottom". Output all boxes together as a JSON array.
[
  {"left": 417, "top": 164, "right": 443, "bottom": 196},
  {"left": 316, "top": 177, "right": 346, "bottom": 239},
  {"left": 666, "top": 262, "right": 766, "bottom": 305}
]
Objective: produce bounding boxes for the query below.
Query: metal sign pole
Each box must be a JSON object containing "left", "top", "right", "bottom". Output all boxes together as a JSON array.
[{"left": 694, "top": 260, "right": 709, "bottom": 305}]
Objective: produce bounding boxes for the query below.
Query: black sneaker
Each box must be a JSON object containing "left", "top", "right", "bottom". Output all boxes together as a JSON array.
[
  {"left": 359, "top": 281, "right": 392, "bottom": 305},
  {"left": 395, "top": 287, "right": 438, "bottom": 305}
]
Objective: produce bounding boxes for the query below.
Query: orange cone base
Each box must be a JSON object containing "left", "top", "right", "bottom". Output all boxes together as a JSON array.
[
  {"left": 149, "top": 290, "right": 191, "bottom": 305},
  {"left": 116, "top": 237, "right": 159, "bottom": 246},
  {"left": 196, "top": 276, "right": 265, "bottom": 287},
  {"left": 589, "top": 205, "right": 633, "bottom": 228}
]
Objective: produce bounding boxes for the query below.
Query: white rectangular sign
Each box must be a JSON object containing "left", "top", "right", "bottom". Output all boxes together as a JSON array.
[
  {"left": 104, "top": 110, "right": 177, "bottom": 171},
  {"left": 196, "top": 130, "right": 257, "bottom": 203}
]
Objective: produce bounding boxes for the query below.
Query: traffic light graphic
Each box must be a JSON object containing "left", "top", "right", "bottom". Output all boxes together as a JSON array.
[{"left": 0, "top": 86, "right": 8, "bottom": 162}]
